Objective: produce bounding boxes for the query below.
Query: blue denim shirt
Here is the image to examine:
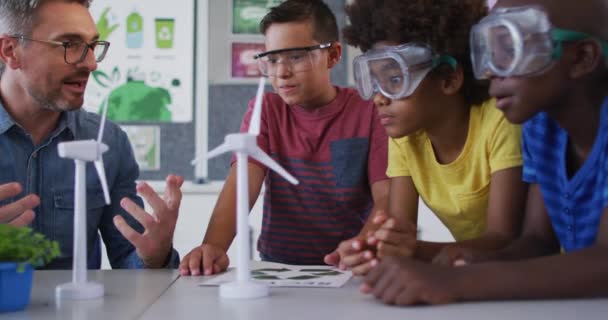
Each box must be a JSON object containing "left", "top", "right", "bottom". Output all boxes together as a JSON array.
[{"left": 0, "top": 102, "right": 179, "bottom": 269}]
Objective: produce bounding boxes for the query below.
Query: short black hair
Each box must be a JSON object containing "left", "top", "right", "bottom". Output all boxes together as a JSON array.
[
  {"left": 260, "top": 0, "right": 339, "bottom": 44},
  {"left": 343, "top": 0, "right": 490, "bottom": 106}
]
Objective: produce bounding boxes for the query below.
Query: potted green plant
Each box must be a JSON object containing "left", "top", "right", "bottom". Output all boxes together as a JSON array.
[{"left": 0, "top": 225, "right": 60, "bottom": 312}]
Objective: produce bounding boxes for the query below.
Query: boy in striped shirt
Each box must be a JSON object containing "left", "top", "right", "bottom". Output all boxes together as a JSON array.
[{"left": 180, "top": 0, "right": 389, "bottom": 276}]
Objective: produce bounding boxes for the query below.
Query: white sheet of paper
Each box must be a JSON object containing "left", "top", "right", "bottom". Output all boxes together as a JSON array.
[{"left": 199, "top": 261, "right": 353, "bottom": 288}]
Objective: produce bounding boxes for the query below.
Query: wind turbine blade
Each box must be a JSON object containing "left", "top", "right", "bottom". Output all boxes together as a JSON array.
[
  {"left": 94, "top": 159, "right": 111, "bottom": 205},
  {"left": 97, "top": 96, "right": 109, "bottom": 143},
  {"left": 207, "top": 142, "right": 234, "bottom": 160},
  {"left": 248, "top": 77, "right": 266, "bottom": 136},
  {"left": 249, "top": 147, "right": 299, "bottom": 185},
  {"left": 190, "top": 156, "right": 202, "bottom": 166}
]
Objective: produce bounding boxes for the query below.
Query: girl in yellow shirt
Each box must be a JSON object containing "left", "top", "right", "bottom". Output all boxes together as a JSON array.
[{"left": 332, "top": 0, "right": 527, "bottom": 274}]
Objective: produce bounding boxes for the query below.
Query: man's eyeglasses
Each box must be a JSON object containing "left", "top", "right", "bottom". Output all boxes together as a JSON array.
[
  {"left": 11, "top": 35, "right": 110, "bottom": 65},
  {"left": 254, "top": 43, "right": 332, "bottom": 77}
]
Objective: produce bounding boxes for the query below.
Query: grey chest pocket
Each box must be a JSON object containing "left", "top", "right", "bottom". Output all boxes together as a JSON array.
[{"left": 330, "top": 138, "right": 369, "bottom": 188}]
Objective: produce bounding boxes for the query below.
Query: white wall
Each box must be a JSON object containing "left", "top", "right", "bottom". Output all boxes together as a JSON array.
[{"left": 101, "top": 181, "right": 453, "bottom": 269}]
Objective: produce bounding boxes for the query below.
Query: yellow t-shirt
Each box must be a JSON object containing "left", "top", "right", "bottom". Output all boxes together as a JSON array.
[{"left": 387, "top": 99, "right": 522, "bottom": 241}]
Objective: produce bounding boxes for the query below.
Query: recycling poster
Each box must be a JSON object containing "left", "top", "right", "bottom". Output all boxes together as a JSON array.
[{"left": 85, "top": 1, "right": 195, "bottom": 123}]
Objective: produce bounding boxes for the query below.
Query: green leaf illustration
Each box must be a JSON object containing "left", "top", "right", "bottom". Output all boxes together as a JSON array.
[
  {"left": 97, "top": 7, "right": 119, "bottom": 41},
  {"left": 111, "top": 66, "right": 121, "bottom": 83},
  {"left": 92, "top": 70, "right": 112, "bottom": 88},
  {"left": 255, "top": 268, "right": 291, "bottom": 272},
  {"left": 253, "top": 275, "right": 281, "bottom": 280}
]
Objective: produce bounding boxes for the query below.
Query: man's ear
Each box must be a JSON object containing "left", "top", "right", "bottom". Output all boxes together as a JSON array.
[
  {"left": 439, "top": 64, "right": 464, "bottom": 95},
  {"left": 0, "top": 35, "right": 21, "bottom": 70},
  {"left": 327, "top": 41, "right": 342, "bottom": 69},
  {"left": 569, "top": 39, "right": 604, "bottom": 79}
]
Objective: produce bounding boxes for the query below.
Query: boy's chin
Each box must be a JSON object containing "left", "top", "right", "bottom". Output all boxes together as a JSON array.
[
  {"left": 280, "top": 94, "right": 304, "bottom": 106},
  {"left": 500, "top": 108, "right": 534, "bottom": 125},
  {"left": 386, "top": 126, "right": 417, "bottom": 139}
]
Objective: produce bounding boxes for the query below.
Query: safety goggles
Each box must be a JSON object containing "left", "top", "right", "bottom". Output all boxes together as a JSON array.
[
  {"left": 352, "top": 44, "right": 457, "bottom": 100},
  {"left": 254, "top": 43, "right": 332, "bottom": 77},
  {"left": 470, "top": 5, "right": 608, "bottom": 79}
]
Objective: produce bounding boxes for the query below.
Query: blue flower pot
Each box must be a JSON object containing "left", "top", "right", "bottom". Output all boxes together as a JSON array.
[{"left": 0, "top": 262, "right": 33, "bottom": 312}]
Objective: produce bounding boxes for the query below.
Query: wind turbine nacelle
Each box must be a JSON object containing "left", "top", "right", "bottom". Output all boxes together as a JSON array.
[
  {"left": 58, "top": 140, "right": 109, "bottom": 162},
  {"left": 225, "top": 133, "right": 258, "bottom": 152}
]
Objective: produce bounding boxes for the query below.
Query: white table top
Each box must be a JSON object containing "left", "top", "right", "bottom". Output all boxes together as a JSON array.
[
  {"left": 141, "top": 269, "right": 608, "bottom": 320},
  {"left": 1, "top": 269, "right": 179, "bottom": 320},
  {"left": 3, "top": 268, "right": 607, "bottom": 320}
]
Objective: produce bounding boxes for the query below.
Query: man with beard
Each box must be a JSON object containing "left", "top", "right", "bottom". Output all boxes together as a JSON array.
[{"left": 0, "top": 0, "right": 182, "bottom": 269}]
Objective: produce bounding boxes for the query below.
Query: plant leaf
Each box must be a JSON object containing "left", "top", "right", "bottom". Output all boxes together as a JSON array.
[{"left": 93, "top": 70, "right": 112, "bottom": 88}]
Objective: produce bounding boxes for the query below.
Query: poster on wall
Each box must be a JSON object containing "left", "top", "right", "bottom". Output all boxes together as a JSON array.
[
  {"left": 231, "top": 42, "right": 266, "bottom": 78},
  {"left": 232, "top": 0, "right": 284, "bottom": 34},
  {"left": 85, "top": 0, "right": 194, "bottom": 123},
  {"left": 121, "top": 126, "right": 161, "bottom": 171}
]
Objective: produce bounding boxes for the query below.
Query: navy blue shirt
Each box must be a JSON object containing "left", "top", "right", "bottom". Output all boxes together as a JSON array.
[
  {"left": 522, "top": 96, "right": 608, "bottom": 251},
  {"left": 0, "top": 101, "right": 178, "bottom": 269}
]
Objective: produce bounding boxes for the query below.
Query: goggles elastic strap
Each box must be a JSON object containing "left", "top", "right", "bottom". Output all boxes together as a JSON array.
[
  {"left": 551, "top": 28, "right": 608, "bottom": 60},
  {"left": 431, "top": 55, "right": 458, "bottom": 70}
]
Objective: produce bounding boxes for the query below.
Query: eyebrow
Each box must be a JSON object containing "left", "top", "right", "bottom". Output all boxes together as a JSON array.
[
  {"left": 381, "top": 60, "right": 401, "bottom": 72},
  {"left": 369, "top": 61, "right": 398, "bottom": 79},
  {"left": 255, "top": 43, "right": 332, "bottom": 59},
  {"left": 370, "top": 60, "right": 401, "bottom": 77},
  {"left": 54, "top": 33, "right": 100, "bottom": 42}
]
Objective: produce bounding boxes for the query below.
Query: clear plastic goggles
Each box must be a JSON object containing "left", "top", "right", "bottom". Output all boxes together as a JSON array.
[
  {"left": 352, "top": 44, "right": 457, "bottom": 100},
  {"left": 254, "top": 43, "right": 332, "bottom": 77},
  {"left": 470, "top": 5, "right": 608, "bottom": 79}
]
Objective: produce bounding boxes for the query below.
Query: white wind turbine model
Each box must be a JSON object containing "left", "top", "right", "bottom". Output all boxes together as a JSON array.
[
  {"left": 55, "top": 97, "right": 112, "bottom": 300},
  {"left": 197, "top": 77, "right": 299, "bottom": 298}
]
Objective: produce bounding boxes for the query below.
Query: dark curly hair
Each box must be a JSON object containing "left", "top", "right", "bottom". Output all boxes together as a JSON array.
[
  {"left": 260, "top": 0, "right": 339, "bottom": 44},
  {"left": 343, "top": 0, "right": 490, "bottom": 106}
]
